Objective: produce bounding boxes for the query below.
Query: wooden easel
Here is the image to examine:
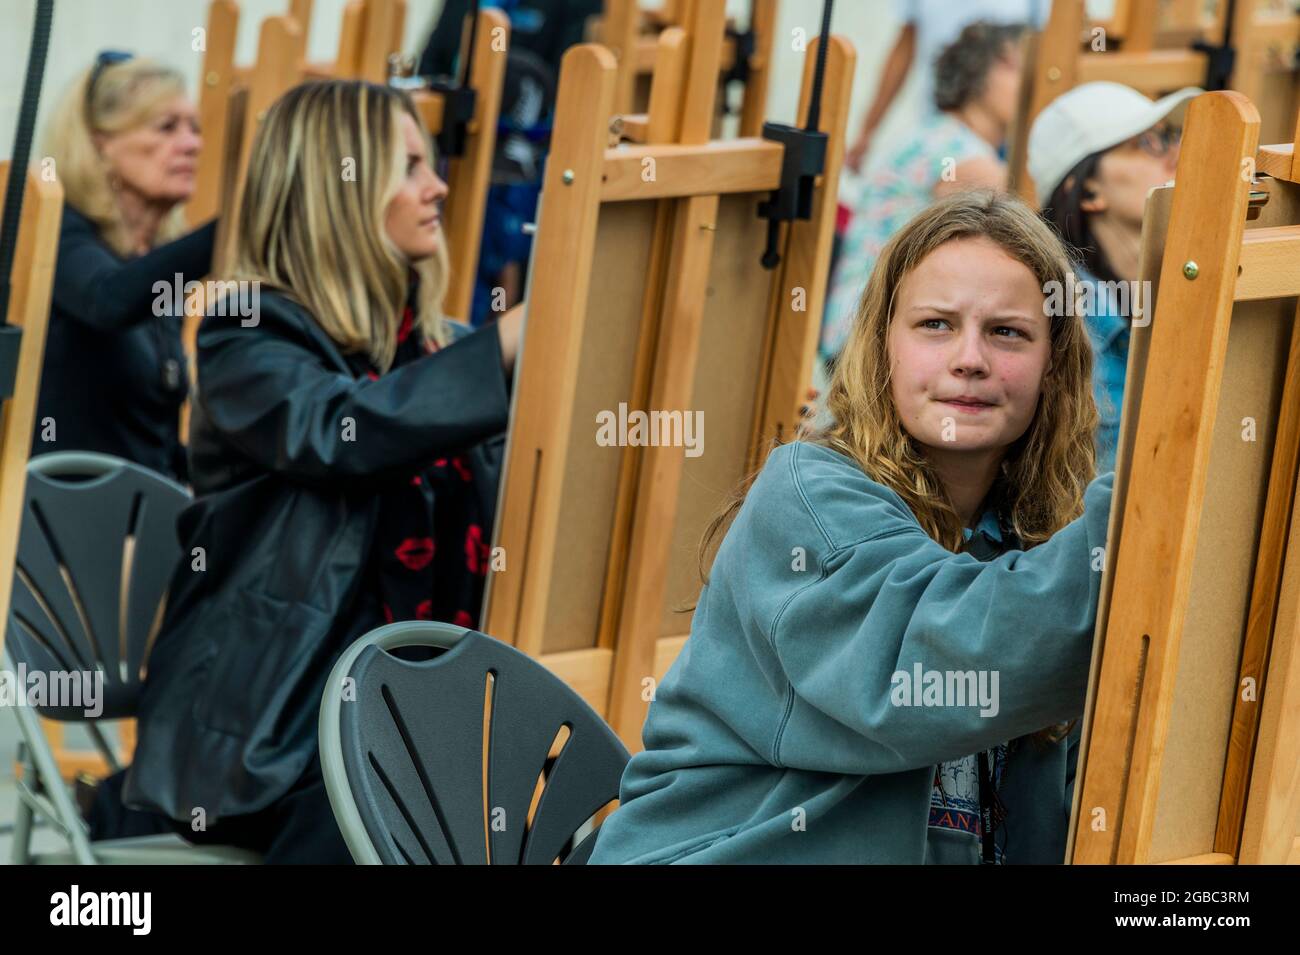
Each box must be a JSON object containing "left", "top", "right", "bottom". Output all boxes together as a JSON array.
[
  {"left": 192, "top": 0, "right": 407, "bottom": 228},
  {"left": 1009, "top": 0, "right": 1300, "bottom": 205},
  {"left": 0, "top": 165, "right": 65, "bottom": 775},
  {"left": 191, "top": 1, "right": 507, "bottom": 322},
  {"left": 482, "top": 0, "right": 853, "bottom": 749},
  {"left": 602, "top": 0, "right": 778, "bottom": 140},
  {"left": 1067, "top": 90, "right": 1300, "bottom": 864}
]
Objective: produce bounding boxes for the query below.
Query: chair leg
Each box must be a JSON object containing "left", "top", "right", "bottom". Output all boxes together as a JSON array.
[
  {"left": 10, "top": 744, "right": 35, "bottom": 866},
  {"left": 10, "top": 699, "right": 96, "bottom": 864}
]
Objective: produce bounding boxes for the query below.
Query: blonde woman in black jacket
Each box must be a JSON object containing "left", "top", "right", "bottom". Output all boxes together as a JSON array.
[
  {"left": 39, "top": 54, "right": 214, "bottom": 479},
  {"left": 115, "top": 81, "right": 523, "bottom": 862}
]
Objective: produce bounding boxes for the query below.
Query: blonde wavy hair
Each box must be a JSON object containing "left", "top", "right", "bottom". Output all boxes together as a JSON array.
[
  {"left": 698, "top": 190, "right": 1099, "bottom": 746},
  {"left": 228, "top": 80, "right": 451, "bottom": 371},
  {"left": 43, "top": 58, "right": 190, "bottom": 257},
  {"left": 817, "top": 189, "right": 1098, "bottom": 553}
]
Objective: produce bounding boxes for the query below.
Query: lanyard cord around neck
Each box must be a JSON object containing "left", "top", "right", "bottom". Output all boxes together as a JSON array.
[{"left": 977, "top": 750, "right": 997, "bottom": 864}]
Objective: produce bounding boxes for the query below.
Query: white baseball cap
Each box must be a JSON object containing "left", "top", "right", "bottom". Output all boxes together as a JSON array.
[{"left": 1028, "top": 81, "right": 1202, "bottom": 206}]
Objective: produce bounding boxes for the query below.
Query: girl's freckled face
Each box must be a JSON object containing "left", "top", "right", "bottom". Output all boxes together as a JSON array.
[{"left": 887, "top": 236, "right": 1053, "bottom": 457}]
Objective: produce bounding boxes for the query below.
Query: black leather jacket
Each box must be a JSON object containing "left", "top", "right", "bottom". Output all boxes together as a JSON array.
[
  {"left": 123, "top": 290, "right": 509, "bottom": 823},
  {"left": 36, "top": 205, "right": 216, "bottom": 480}
]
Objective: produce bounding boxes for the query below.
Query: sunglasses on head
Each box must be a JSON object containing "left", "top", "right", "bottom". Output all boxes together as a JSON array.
[{"left": 85, "top": 50, "right": 135, "bottom": 127}]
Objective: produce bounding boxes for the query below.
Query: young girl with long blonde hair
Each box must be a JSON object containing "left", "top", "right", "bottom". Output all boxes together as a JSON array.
[{"left": 591, "top": 190, "right": 1114, "bottom": 864}]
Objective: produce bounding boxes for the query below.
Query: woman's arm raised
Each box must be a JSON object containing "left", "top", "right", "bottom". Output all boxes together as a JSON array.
[{"left": 195, "top": 301, "right": 510, "bottom": 486}]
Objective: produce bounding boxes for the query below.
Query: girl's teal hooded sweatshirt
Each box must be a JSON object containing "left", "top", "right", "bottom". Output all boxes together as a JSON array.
[{"left": 588, "top": 440, "right": 1115, "bottom": 864}]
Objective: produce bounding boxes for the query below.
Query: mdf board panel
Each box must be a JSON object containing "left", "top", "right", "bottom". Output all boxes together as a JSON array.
[
  {"left": 657, "top": 192, "right": 773, "bottom": 639},
  {"left": 1147, "top": 292, "right": 1292, "bottom": 860},
  {"left": 540, "top": 200, "right": 658, "bottom": 653}
]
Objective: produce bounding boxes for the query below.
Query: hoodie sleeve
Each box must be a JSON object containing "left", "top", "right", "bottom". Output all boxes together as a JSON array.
[{"left": 721, "top": 442, "right": 1113, "bottom": 777}]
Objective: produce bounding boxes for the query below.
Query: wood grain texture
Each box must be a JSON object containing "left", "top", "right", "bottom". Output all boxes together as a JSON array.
[{"left": 1072, "top": 91, "right": 1260, "bottom": 864}]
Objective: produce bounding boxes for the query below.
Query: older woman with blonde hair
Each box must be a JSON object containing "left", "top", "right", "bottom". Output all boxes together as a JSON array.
[
  {"left": 38, "top": 52, "right": 214, "bottom": 479},
  {"left": 108, "top": 79, "right": 523, "bottom": 863}
]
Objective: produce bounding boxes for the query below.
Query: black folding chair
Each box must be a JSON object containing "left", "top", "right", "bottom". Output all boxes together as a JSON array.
[
  {"left": 5, "top": 451, "right": 257, "bottom": 863},
  {"left": 320, "top": 621, "right": 630, "bottom": 864}
]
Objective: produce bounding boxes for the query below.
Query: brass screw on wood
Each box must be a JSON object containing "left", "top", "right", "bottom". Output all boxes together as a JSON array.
[
  {"left": 1047, "top": 66, "right": 1061, "bottom": 82},
  {"left": 1183, "top": 260, "right": 1199, "bottom": 280},
  {"left": 206, "top": 71, "right": 220, "bottom": 87},
  {"left": 562, "top": 169, "right": 575, "bottom": 185}
]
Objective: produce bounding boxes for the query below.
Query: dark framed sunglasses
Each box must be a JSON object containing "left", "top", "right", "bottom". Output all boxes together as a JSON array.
[
  {"left": 1129, "top": 124, "right": 1182, "bottom": 158},
  {"left": 85, "top": 50, "right": 135, "bottom": 127}
]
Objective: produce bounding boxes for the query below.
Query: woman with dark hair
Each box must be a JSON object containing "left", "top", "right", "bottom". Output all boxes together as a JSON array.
[
  {"left": 1029, "top": 81, "right": 1197, "bottom": 471},
  {"left": 820, "top": 21, "right": 1025, "bottom": 365}
]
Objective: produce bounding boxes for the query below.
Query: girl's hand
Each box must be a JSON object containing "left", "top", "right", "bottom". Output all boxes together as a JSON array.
[{"left": 797, "top": 386, "right": 820, "bottom": 438}]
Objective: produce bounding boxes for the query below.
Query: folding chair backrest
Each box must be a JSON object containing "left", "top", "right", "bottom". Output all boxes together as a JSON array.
[
  {"left": 6, "top": 452, "right": 190, "bottom": 720},
  {"left": 321, "top": 621, "right": 630, "bottom": 864}
]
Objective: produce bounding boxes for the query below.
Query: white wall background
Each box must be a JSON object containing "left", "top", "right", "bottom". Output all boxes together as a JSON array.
[{"left": 1, "top": 0, "right": 1115, "bottom": 184}]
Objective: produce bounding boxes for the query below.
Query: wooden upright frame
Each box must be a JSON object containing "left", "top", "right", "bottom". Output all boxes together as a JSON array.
[
  {"left": 1067, "top": 90, "right": 1300, "bottom": 864},
  {"left": 0, "top": 166, "right": 64, "bottom": 767},
  {"left": 603, "top": 0, "right": 778, "bottom": 138},
  {"left": 482, "top": 1, "right": 853, "bottom": 748}
]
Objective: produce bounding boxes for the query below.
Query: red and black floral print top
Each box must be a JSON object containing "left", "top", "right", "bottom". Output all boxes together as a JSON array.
[{"left": 347, "top": 299, "right": 490, "bottom": 631}]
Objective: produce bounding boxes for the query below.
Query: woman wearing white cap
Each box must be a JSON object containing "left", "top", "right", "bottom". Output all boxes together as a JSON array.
[{"left": 1028, "top": 81, "right": 1199, "bottom": 472}]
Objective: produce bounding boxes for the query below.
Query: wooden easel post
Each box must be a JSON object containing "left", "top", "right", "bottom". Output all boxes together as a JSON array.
[
  {"left": 0, "top": 165, "right": 63, "bottom": 772},
  {"left": 481, "top": 44, "right": 619, "bottom": 693},
  {"left": 206, "top": 15, "right": 305, "bottom": 279},
  {"left": 1009, "top": 0, "right": 1083, "bottom": 205},
  {"left": 354, "top": 0, "right": 407, "bottom": 84},
  {"left": 1226, "top": 0, "right": 1300, "bottom": 144},
  {"left": 1238, "top": 467, "right": 1300, "bottom": 863},
  {"left": 609, "top": 0, "right": 777, "bottom": 134},
  {"left": 1070, "top": 90, "right": 1300, "bottom": 863},
  {"left": 1222, "top": 107, "right": 1300, "bottom": 864},
  {"left": 737, "top": 0, "right": 777, "bottom": 138},
  {"left": 189, "top": 0, "right": 240, "bottom": 226},
  {"left": 0, "top": 164, "right": 61, "bottom": 648},
  {"left": 603, "top": 0, "right": 644, "bottom": 116},
  {"left": 437, "top": 8, "right": 510, "bottom": 323}
]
